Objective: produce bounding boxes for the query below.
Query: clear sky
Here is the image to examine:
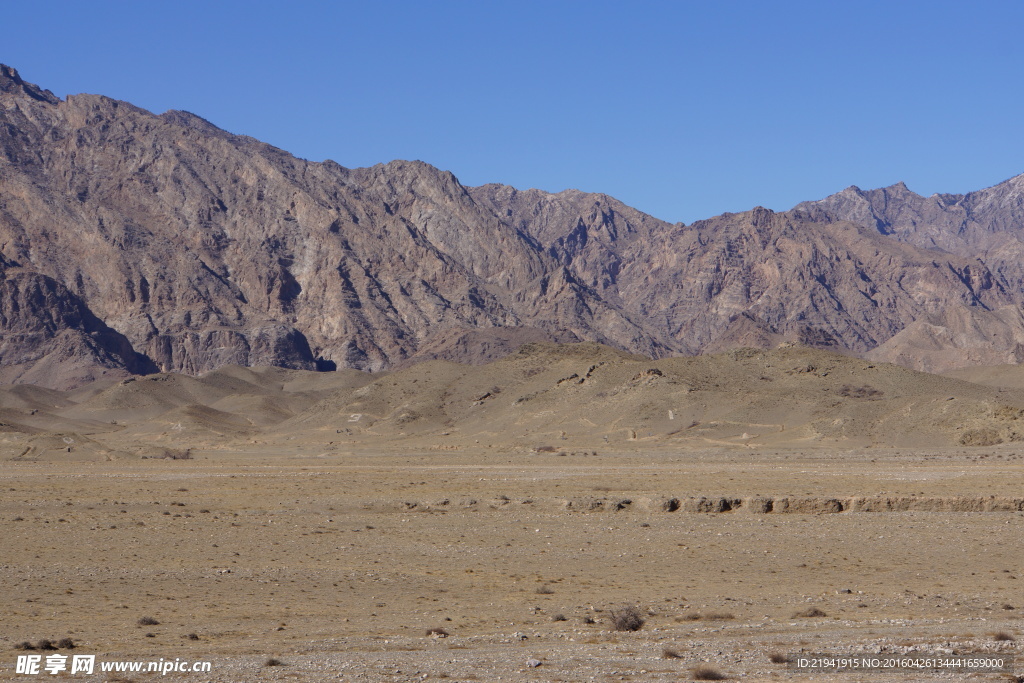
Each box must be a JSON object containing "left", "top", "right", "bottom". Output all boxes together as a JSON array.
[{"left": 5, "top": 0, "right": 1023, "bottom": 223}]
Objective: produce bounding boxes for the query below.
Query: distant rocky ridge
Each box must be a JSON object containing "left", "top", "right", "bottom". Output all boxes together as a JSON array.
[{"left": 2, "top": 64, "right": 1024, "bottom": 387}]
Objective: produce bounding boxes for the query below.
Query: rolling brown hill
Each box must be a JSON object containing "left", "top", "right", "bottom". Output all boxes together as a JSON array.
[
  {"left": 280, "top": 342, "right": 1024, "bottom": 449},
  {"left": 3, "top": 344, "right": 1024, "bottom": 460},
  {"left": 2, "top": 64, "right": 1024, "bottom": 386}
]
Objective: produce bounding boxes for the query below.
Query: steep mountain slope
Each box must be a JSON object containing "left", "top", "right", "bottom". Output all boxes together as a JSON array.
[
  {"left": 0, "top": 253, "right": 155, "bottom": 388},
  {"left": 795, "top": 177, "right": 1024, "bottom": 368},
  {"left": 2, "top": 64, "right": 1024, "bottom": 386},
  {"left": 794, "top": 176, "right": 1024, "bottom": 260},
  {"left": 472, "top": 191, "right": 1013, "bottom": 358},
  {"left": 0, "top": 65, "right": 665, "bottom": 384}
]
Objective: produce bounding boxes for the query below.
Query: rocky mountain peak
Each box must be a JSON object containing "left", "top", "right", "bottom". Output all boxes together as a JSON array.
[
  {"left": 0, "top": 64, "right": 60, "bottom": 104},
  {"left": 158, "top": 109, "right": 229, "bottom": 136},
  {"left": 749, "top": 205, "right": 775, "bottom": 227}
]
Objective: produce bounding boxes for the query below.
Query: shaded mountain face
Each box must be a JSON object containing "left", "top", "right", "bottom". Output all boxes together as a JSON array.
[{"left": 1, "top": 64, "right": 1023, "bottom": 387}]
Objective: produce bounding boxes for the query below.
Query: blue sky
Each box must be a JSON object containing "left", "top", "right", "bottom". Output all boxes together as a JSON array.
[{"left": 6, "top": 0, "right": 1024, "bottom": 223}]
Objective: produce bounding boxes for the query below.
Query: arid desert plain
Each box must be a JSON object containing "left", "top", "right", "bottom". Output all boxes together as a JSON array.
[{"left": 2, "top": 344, "right": 1022, "bottom": 682}]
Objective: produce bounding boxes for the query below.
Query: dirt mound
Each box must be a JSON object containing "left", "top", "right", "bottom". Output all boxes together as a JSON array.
[
  {"left": 0, "top": 384, "right": 76, "bottom": 411},
  {"left": 279, "top": 344, "right": 1024, "bottom": 449},
  {"left": 2, "top": 343, "right": 1023, "bottom": 452},
  {"left": 3, "top": 431, "right": 129, "bottom": 461},
  {"left": 394, "top": 327, "right": 579, "bottom": 368},
  {"left": 944, "top": 362, "right": 1024, "bottom": 389},
  {"left": 63, "top": 373, "right": 230, "bottom": 422}
]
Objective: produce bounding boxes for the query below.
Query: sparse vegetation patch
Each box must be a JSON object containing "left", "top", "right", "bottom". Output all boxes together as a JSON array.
[{"left": 609, "top": 605, "right": 645, "bottom": 632}]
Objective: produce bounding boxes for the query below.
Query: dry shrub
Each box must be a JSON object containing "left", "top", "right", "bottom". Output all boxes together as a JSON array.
[
  {"left": 137, "top": 616, "right": 159, "bottom": 626},
  {"left": 680, "top": 612, "right": 734, "bottom": 621},
  {"left": 692, "top": 665, "right": 727, "bottom": 680},
  {"left": 264, "top": 658, "right": 284, "bottom": 666},
  {"left": 610, "top": 605, "right": 645, "bottom": 632},
  {"left": 993, "top": 631, "right": 1016, "bottom": 642},
  {"left": 768, "top": 652, "right": 792, "bottom": 664},
  {"left": 535, "top": 585, "right": 555, "bottom": 595},
  {"left": 56, "top": 638, "right": 75, "bottom": 649},
  {"left": 792, "top": 607, "right": 827, "bottom": 618},
  {"left": 661, "top": 647, "right": 682, "bottom": 659},
  {"left": 426, "top": 627, "right": 449, "bottom": 638}
]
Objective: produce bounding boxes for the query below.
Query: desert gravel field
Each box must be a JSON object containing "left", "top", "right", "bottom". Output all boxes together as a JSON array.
[
  {"left": 2, "top": 446, "right": 1022, "bottom": 682},
  {"left": 1, "top": 346, "right": 1023, "bottom": 681}
]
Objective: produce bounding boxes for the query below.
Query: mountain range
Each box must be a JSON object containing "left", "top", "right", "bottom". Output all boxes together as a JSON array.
[{"left": 3, "top": 64, "right": 1024, "bottom": 389}]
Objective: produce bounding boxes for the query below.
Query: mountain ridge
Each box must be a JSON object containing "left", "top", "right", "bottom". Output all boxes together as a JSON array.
[{"left": 2, "top": 64, "right": 1024, "bottom": 387}]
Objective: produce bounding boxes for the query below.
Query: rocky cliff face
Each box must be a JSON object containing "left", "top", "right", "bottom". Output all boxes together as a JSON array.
[
  {"left": 477, "top": 192, "right": 1014, "bottom": 358},
  {"left": 2, "top": 64, "right": 1023, "bottom": 387},
  {"left": 0, "top": 253, "right": 155, "bottom": 387},
  {"left": 0, "top": 66, "right": 667, "bottom": 386},
  {"left": 794, "top": 176, "right": 1024, "bottom": 369}
]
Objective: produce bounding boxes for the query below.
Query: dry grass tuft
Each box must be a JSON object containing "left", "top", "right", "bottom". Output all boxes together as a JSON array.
[
  {"left": 692, "top": 665, "right": 727, "bottom": 680},
  {"left": 609, "top": 605, "right": 645, "bottom": 632},
  {"left": 679, "top": 612, "right": 735, "bottom": 622}
]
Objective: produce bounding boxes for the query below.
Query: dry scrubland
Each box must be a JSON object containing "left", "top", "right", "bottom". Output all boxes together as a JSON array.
[{"left": 1, "top": 344, "right": 1023, "bottom": 681}]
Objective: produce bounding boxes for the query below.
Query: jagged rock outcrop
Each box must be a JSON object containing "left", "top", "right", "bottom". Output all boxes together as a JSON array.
[
  {"left": 795, "top": 176, "right": 1024, "bottom": 259},
  {"left": 474, "top": 193, "right": 1013, "bottom": 357},
  {"left": 0, "top": 254, "right": 155, "bottom": 388},
  {"left": 2, "top": 64, "right": 1024, "bottom": 386},
  {"left": 795, "top": 177, "right": 1024, "bottom": 368}
]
